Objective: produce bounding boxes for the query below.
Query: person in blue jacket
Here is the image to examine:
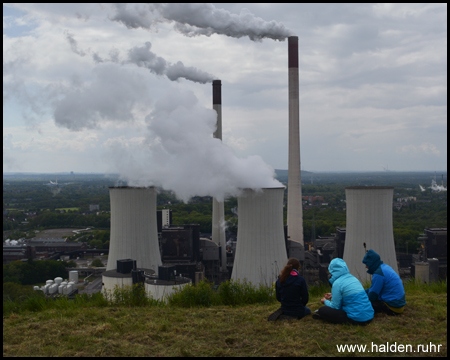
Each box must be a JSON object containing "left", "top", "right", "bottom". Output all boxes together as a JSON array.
[
  {"left": 313, "top": 258, "right": 374, "bottom": 325},
  {"left": 362, "top": 249, "right": 406, "bottom": 316},
  {"left": 268, "top": 258, "right": 310, "bottom": 321}
]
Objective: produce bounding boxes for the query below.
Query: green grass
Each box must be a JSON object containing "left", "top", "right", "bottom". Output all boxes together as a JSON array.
[{"left": 3, "top": 280, "right": 447, "bottom": 357}]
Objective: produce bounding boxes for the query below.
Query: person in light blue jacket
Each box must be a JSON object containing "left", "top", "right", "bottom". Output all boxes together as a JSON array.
[
  {"left": 362, "top": 249, "right": 406, "bottom": 316},
  {"left": 313, "top": 258, "right": 374, "bottom": 325}
]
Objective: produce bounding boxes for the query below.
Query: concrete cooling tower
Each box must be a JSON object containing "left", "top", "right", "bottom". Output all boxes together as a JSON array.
[
  {"left": 343, "top": 186, "right": 399, "bottom": 283},
  {"left": 106, "top": 186, "right": 162, "bottom": 272},
  {"left": 231, "top": 187, "right": 288, "bottom": 286},
  {"left": 287, "top": 35, "right": 304, "bottom": 246}
]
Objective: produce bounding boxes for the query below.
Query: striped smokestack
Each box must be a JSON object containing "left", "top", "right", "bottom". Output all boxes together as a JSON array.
[
  {"left": 287, "top": 36, "right": 304, "bottom": 245},
  {"left": 212, "top": 80, "right": 227, "bottom": 270}
]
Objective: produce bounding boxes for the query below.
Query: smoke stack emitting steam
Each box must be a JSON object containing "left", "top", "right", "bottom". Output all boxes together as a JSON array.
[
  {"left": 111, "top": 3, "right": 293, "bottom": 41},
  {"left": 211, "top": 80, "right": 227, "bottom": 270},
  {"left": 287, "top": 36, "right": 304, "bottom": 246},
  {"left": 53, "top": 4, "right": 288, "bottom": 202}
]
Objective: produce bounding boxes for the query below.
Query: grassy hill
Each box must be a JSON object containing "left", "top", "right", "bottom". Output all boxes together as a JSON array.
[{"left": 3, "top": 280, "right": 447, "bottom": 357}]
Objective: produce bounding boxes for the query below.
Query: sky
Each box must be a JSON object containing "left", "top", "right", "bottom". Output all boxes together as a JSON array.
[{"left": 3, "top": 4, "right": 448, "bottom": 190}]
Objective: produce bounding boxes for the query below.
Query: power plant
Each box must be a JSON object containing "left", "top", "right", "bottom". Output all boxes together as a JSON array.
[{"left": 95, "top": 34, "right": 446, "bottom": 299}]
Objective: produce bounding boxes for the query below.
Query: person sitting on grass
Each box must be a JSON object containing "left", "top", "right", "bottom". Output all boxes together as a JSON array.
[
  {"left": 362, "top": 249, "right": 406, "bottom": 316},
  {"left": 268, "top": 258, "right": 310, "bottom": 321},
  {"left": 313, "top": 258, "right": 374, "bottom": 326}
]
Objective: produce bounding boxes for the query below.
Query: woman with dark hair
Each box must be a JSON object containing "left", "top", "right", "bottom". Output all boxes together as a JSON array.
[{"left": 268, "top": 258, "right": 310, "bottom": 321}]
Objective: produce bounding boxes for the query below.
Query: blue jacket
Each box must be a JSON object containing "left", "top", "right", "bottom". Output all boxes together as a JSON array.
[
  {"left": 324, "top": 258, "right": 374, "bottom": 322},
  {"left": 363, "top": 250, "right": 406, "bottom": 308},
  {"left": 276, "top": 269, "right": 309, "bottom": 317}
]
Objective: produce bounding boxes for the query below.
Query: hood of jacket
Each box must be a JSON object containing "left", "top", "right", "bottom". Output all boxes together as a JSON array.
[
  {"left": 328, "top": 258, "right": 349, "bottom": 285},
  {"left": 362, "top": 249, "right": 383, "bottom": 274},
  {"left": 279, "top": 269, "right": 300, "bottom": 286}
]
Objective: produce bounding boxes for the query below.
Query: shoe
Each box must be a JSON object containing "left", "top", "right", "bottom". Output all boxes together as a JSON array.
[
  {"left": 268, "top": 308, "right": 284, "bottom": 321},
  {"left": 312, "top": 310, "right": 321, "bottom": 320}
]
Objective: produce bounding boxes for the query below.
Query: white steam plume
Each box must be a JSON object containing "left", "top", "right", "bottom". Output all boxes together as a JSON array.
[
  {"left": 110, "top": 3, "right": 293, "bottom": 41},
  {"left": 126, "top": 42, "right": 215, "bottom": 83},
  {"left": 106, "top": 88, "right": 282, "bottom": 202},
  {"left": 63, "top": 31, "right": 215, "bottom": 84},
  {"left": 53, "top": 64, "right": 150, "bottom": 130}
]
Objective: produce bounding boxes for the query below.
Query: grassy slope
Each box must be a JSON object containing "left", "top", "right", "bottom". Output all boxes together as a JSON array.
[{"left": 3, "top": 286, "right": 447, "bottom": 357}]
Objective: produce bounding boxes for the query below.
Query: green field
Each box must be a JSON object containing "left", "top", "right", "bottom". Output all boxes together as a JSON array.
[{"left": 3, "top": 280, "right": 447, "bottom": 357}]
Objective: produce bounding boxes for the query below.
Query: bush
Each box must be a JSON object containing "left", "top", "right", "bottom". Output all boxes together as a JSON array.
[
  {"left": 91, "top": 259, "right": 104, "bottom": 267},
  {"left": 218, "top": 279, "right": 275, "bottom": 306},
  {"left": 167, "top": 279, "right": 276, "bottom": 308},
  {"left": 168, "top": 280, "right": 218, "bottom": 308},
  {"left": 102, "top": 284, "right": 162, "bottom": 307}
]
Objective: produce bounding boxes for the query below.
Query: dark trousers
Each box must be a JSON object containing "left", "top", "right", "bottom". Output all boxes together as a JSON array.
[
  {"left": 268, "top": 307, "right": 311, "bottom": 321},
  {"left": 370, "top": 300, "right": 401, "bottom": 316},
  {"left": 317, "top": 306, "right": 372, "bottom": 326}
]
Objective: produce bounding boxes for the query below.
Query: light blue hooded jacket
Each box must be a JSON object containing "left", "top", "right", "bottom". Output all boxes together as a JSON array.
[{"left": 324, "top": 258, "right": 374, "bottom": 322}]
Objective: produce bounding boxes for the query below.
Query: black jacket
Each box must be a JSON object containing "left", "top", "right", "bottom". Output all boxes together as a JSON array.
[{"left": 276, "top": 269, "right": 309, "bottom": 317}]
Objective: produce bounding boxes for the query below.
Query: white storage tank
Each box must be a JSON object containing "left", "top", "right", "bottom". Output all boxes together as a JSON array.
[
  {"left": 69, "top": 271, "right": 79, "bottom": 283},
  {"left": 49, "top": 284, "right": 58, "bottom": 294},
  {"left": 145, "top": 279, "right": 191, "bottom": 303},
  {"left": 54, "top": 277, "right": 63, "bottom": 285},
  {"left": 58, "top": 284, "right": 66, "bottom": 294},
  {"left": 33, "top": 286, "right": 40, "bottom": 291},
  {"left": 415, "top": 262, "right": 429, "bottom": 284},
  {"left": 46, "top": 280, "right": 54, "bottom": 286},
  {"left": 63, "top": 284, "right": 72, "bottom": 295}
]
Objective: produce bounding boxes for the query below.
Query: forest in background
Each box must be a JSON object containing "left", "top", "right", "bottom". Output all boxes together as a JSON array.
[{"left": 3, "top": 171, "right": 447, "bottom": 254}]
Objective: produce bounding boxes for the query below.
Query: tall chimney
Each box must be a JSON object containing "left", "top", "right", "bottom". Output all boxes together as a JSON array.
[
  {"left": 231, "top": 188, "right": 288, "bottom": 286},
  {"left": 343, "top": 186, "right": 399, "bottom": 283},
  {"left": 287, "top": 36, "right": 304, "bottom": 245},
  {"left": 107, "top": 187, "right": 162, "bottom": 273},
  {"left": 212, "top": 80, "right": 227, "bottom": 271}
]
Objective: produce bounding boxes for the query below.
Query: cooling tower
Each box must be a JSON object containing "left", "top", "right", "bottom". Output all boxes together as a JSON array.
[
  {"left": 107, "top": 186, "right": 162, "bottom": 272},
  {"left": 211, "top": 79, "right": 227, "bottom": 270},
  {"left": 343, "top": 186, "right": 399, "bottom": 283},
  {"left": 231, "top": 187, "right": 288, "bottom": 286},
  {"left": 287, "top": 36, "right": 304, "bottom": 245}
]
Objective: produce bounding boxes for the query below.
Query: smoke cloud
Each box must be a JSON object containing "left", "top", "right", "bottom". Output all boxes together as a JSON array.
[
  {"left": 126, "top": 42, "right": 215, "bottom": 83},
  {"left": 111, "top": 3, "right": 293, "bottom": 41},
  {"left": 107, "top": 88, "right": 282, "bottom": 201},
  {"left": 64, "top": 31, "right": 86, "bottom": 57},
  {"left": 63, "top": 33, "right": 215, "bottom": 84},
  {"left": 53, "top": 64, "right": 150, "bottom": 130}
]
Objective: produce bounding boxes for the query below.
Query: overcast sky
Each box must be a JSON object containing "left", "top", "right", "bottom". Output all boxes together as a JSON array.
[{"left": 3, "top": 4, "right": 447, "bottom": 183}]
